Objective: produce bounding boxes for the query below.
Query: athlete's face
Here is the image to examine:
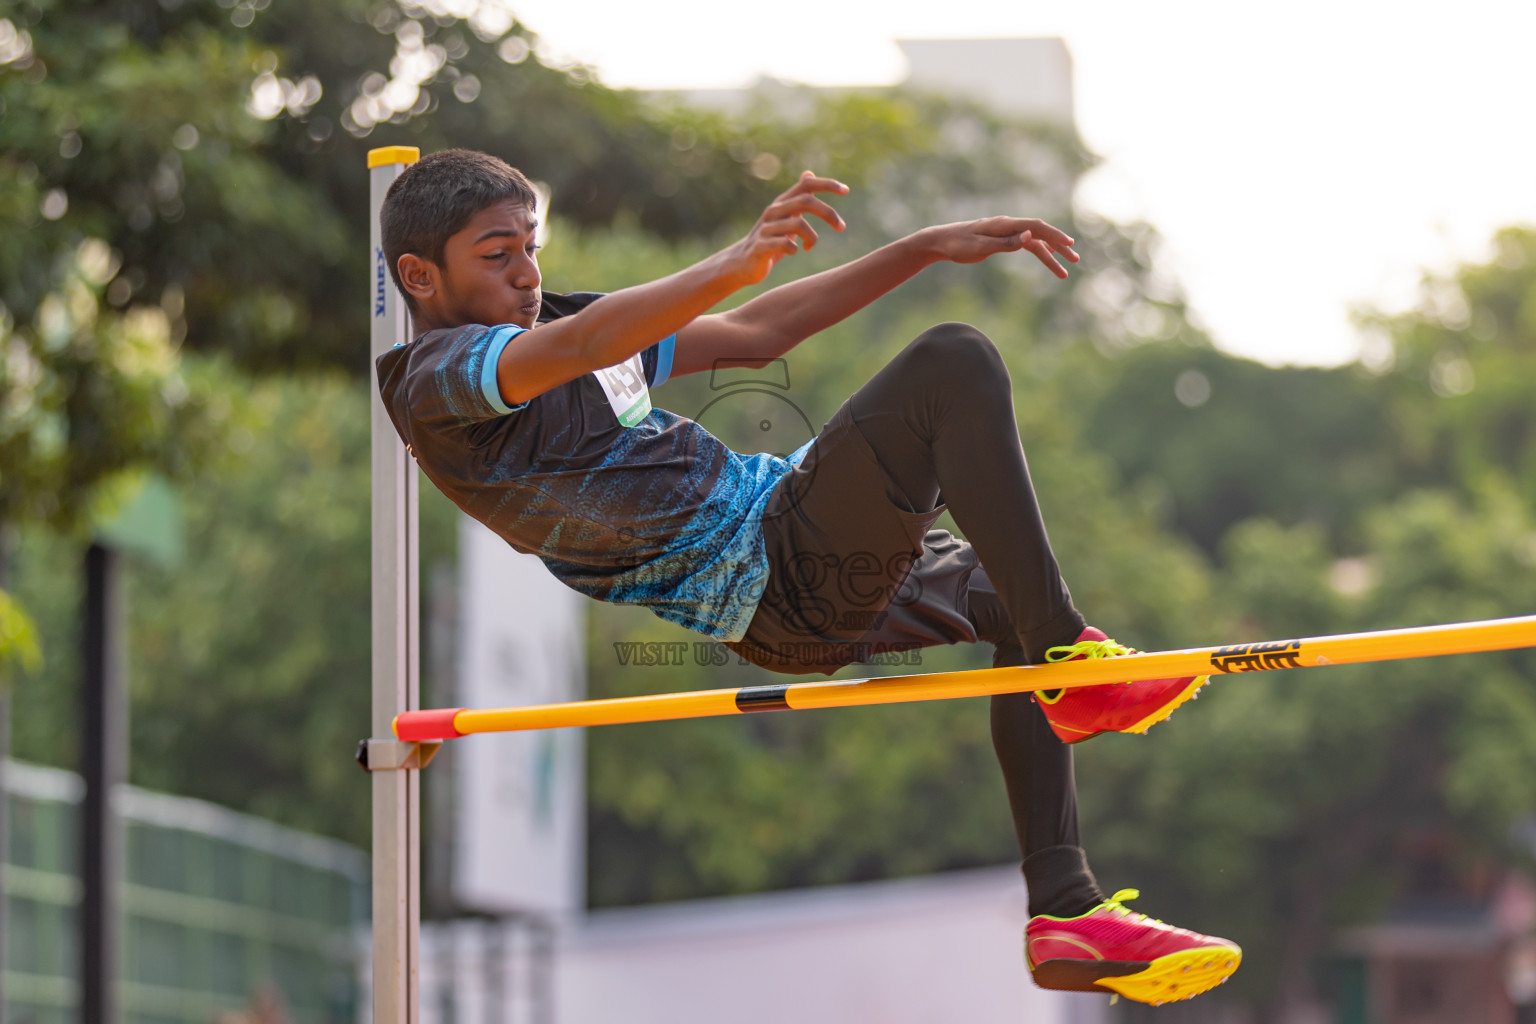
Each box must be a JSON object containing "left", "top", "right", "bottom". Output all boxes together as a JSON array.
[{"left": 433, "top": 200, "right": 542, "bottom": 330}]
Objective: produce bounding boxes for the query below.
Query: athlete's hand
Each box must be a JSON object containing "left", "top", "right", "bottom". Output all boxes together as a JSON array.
[
  {"left": 725, "top": 171, "right": 849, "bottom": 286},
  {"left": 921, "top": 217, "right": 1080, "bottom": 278}
]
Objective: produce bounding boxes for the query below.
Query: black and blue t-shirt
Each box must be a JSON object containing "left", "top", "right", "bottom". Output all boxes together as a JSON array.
[{"left": 375, "top": 292, "right": 812, "bottom": 641}]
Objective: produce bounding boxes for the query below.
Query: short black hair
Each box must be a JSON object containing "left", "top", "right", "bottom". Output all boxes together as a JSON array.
[{"left": 380, "top": 148, "right": 538, "bottom": 308}]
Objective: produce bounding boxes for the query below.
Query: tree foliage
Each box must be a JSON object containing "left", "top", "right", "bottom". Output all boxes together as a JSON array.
[
  {"left": 1073, "top": 238, "right": 1536, "bottom": 1017},
  {"left": 8, "top": 373, "right": 459, "bottom": 838}
]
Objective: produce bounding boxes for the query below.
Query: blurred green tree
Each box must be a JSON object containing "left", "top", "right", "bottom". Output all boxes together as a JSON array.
[
  {"left": 1070, "top": 233, "right": 1536, "bottom": 1017},
  {"left": 1081, "top": 346, "right": 1398, "bottom": 553},
  {"left": 7, "top": 373, "right": 458, "bottom": 841},
  {"left": 2, "top": 0, "right": 1173, "bottom": 371},
  {"left": 1080, "top": 488, "right": 1536, "bottom": 1019},
  {"left": 1363, "top": 227, "right": 1536, "bottom": 495}
]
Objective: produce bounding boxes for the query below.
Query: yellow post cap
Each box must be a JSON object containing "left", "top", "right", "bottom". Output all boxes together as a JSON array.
[{"left": 367, "top": 146, "right": 421, "bottom": 169}]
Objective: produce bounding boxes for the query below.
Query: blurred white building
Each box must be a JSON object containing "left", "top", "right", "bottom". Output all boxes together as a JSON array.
[
  {"left": 897, "top": 38, "right": 1073, "bottom": 124},
  {"left": 678, "top": 37, "right": 1074, "bottom": 126},
  {"left": 422, "top": 866, "right": 1107, "bottom": 1024}
]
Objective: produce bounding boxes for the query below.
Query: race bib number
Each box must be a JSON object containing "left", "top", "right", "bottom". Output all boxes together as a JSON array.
[{"left": 592, "top": 353, "right": 652, "bottom": 427}]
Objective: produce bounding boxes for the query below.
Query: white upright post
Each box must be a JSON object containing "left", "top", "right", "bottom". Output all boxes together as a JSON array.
[{"left": 368, "top": 145, "right": 422, "bottom": 1024}]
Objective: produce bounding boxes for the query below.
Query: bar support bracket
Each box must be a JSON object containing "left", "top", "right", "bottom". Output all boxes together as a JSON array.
[{"left": 356, "top": 739, "right": 442, "bottom": 773}]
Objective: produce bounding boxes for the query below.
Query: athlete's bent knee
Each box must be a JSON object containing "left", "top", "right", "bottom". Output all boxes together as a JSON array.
[{"left": 907, "top": 322, "right": 1009, "bottom": 384}]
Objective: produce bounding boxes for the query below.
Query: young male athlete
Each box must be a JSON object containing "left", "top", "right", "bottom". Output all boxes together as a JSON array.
[{"left": 376, "top": 148, "right": 1241, "bottom": 1005}]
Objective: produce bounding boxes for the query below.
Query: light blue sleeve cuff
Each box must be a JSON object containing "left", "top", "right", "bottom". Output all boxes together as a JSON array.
[
  {"left": 481, "top": 324, "right": 529, "bottom": 415},
  {"left": 652, "top": 334, "right": 676, "bottom": 388}
]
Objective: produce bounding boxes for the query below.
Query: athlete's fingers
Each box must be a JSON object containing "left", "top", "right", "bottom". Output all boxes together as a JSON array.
[
  {"left": 1022, "top": 233, "right": 1078, "bottom": 264},
  {"left": 1024, "top": 234, "right": 1069, "bottom": 278},
  {"left": 797, "top": 194, "right": 846, "bottom": 231},
  {"left": 772, "top": 176, "right": 831, "bottom": 207},
  {"left": 780, "top": 170, "right": 850, "bottom": 200},
  {"left": 764, "top": 236, "right": 800, "bottom": 259},
  {"left": 1026, "top": 225, "right": 1080, "bottom": 264},
  {"left": 756, "top": 223, "right": 806, "bottom": 249},
  {"left": 984, "top": 217, "right": 1076, "bottom": 255},
  {"left": 766, "top": 192, "right": 846, "bottom": 232},
  {"left": 784, "top": 216, "right": 819, "bottom": 251},
  {"left": 762, "top": 213, "right": 820, "bottom": 251},
  {"left": 1024, "top": 220, "right": 1075, "bottom": 248},
  {"left": 1026, "top": 234, "right": 1062, "bottom": 268}
]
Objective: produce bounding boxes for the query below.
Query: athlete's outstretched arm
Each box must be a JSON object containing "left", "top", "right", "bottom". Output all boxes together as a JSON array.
[
  {"left": 668, "top": 182, "right": 1079, "bottom": 378},
  {"left": 492, "top": 174, "right": 846, "bottom": 405}
]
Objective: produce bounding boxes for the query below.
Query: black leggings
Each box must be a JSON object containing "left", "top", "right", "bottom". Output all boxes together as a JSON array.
[
  {"left": 736, "top": 322, "right": 1105, "bottom": 915},
  {"left": 847, "top": 324, "right": 1101, "bottom": 915}
]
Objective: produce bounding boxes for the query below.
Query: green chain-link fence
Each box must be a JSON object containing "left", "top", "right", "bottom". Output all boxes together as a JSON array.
[{"left": 4, "top": 760, "right": 365, "bottom": 1024}]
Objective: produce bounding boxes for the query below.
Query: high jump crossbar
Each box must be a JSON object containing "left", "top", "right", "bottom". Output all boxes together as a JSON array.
[{"left": 394, "top": 615, "right": 1536, "bottom": 741}]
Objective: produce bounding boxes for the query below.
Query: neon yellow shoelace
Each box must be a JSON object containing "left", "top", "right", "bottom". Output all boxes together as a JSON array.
[
  {"left": 1100, "top": 888, "right": 1166, "bottom": 926},
  {"left": 1044, "top": 637, "right": 1136, "bottom": 663},
  {"left": 1105, "top": 887, "right": 1141, "bottom": 910},
  {"left": 1035, "top": 638, "right": 1137, "bottom": 703}
]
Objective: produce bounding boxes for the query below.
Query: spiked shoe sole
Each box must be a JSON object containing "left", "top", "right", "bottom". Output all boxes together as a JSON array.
[
  {"left": 1093, "top": 945, "right": 1242, "bottom": 1005},
  {"left": 1124, "top": 675, "right": 1209, "bottom": 736}
]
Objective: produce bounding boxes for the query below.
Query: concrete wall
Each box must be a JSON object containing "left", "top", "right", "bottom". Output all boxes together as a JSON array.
[
  {"left": 419, "top": 868, "right": 1110, "bottom": 1023},
  {"left": 555, "top": 867, "right": 1108, "bottom": 1024}
]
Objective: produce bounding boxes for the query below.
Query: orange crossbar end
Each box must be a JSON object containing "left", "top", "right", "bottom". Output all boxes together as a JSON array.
[{"left": 394, "top": 708, "right": 465, "bottom": 741}]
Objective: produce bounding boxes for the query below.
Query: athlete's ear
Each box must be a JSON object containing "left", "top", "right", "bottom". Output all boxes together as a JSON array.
[{"left": 397, "top": 253, "right": 439, "bottom": 306}]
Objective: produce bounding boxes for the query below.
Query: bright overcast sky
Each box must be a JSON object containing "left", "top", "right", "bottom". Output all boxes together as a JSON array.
[{"left": 507, "top": 0, "right": 1536, "bottom": 367}]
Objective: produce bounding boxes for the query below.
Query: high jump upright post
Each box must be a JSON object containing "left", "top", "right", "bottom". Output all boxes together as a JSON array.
[{"left": 364, "top": 145, "right": 434, "bottom": 1024}]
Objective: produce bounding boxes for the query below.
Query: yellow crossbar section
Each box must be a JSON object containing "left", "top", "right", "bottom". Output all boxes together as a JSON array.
[{"left": 393, "top": 615, "right": 1536, "bottom": 740}]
